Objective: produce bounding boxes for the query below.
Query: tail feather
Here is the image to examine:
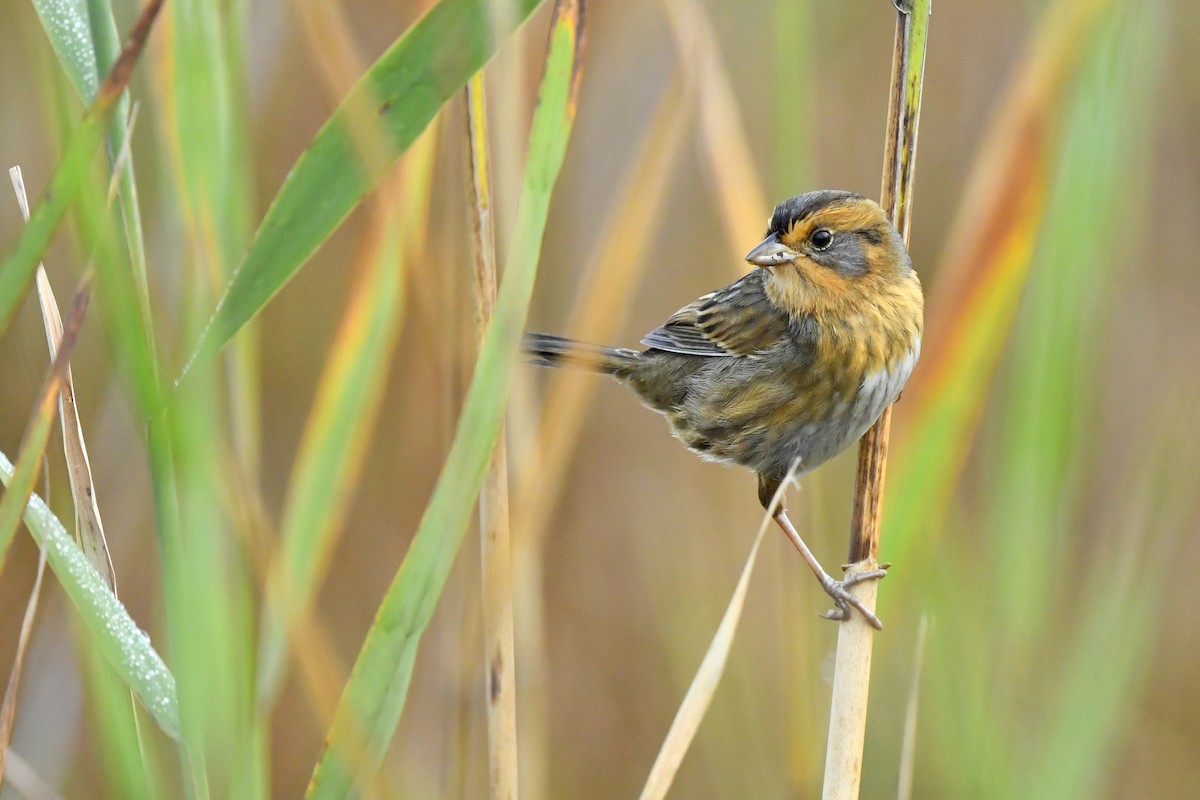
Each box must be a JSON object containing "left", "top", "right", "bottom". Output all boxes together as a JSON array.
[{"left": 523, "top": 333, "right": 641, "bottom": 376}]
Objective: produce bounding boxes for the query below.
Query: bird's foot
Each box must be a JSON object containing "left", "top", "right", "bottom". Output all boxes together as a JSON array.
[{"left": 816, "top": 566, "right": 888, "bottom": 629}]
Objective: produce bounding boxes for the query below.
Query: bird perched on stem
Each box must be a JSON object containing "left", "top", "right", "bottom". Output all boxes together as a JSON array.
[{"left": 525, "top": 190, "right": 923, "bottom": 628}]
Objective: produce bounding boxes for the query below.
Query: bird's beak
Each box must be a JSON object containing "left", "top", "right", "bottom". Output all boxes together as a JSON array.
[{"left": 745, "top": 232, "right": 797, "bottom": 267}]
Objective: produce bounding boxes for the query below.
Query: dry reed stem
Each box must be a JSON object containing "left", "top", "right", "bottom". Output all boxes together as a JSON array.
[
  {"left": 465, "top": 72, "right": 519, "bottom": 800},
  {"left": 823, "top": 1, "right": 930, "bottom": 798}
]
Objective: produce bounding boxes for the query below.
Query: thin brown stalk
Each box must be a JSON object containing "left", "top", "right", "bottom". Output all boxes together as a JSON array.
[
  {"left": 0, "top": 272, "right": 93, "bottom": 576},
  {"left": 823, "top": 1, "right": 930, "bottom": 798},
  {"left": 465, "top": 73, "right": 519, "bottom": 800}
]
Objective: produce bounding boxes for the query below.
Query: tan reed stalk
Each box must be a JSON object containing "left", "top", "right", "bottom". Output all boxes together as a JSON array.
[
  {"left": 465, "top": 72, "right": 520, "bottom": 800},
  {"left": 822, "top": 2, "right": 930, "bottom": 798}
]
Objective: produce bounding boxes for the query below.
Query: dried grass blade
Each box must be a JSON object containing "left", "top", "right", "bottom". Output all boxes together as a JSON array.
[
  {"left": 637, "top": 476, "right": 784, "bottom": 800},
  {"left": 514, "top": 75, "right": 691, "bottom": 550},
  {"left": 1, "top": 748, "right": 64, "bottom": 800},
  {"left": 0, "top": 452, "right": 179, "bottom": 739},
  {"left": 0, "top": 547, "right": 48, "bottom": 784},
  {"left": 659, "top": 0, "right": 768, "bottom": 257},
  {"left": 9, "top": 166, "right": 115, "bottom": 590},
  {"left": 0, "top": 274, "right": 93, "bottom": 574}
]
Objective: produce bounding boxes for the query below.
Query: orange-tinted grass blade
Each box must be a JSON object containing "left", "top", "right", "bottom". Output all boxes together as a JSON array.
[
  {"left": 921, "top": 0, "right": 1112, "bottom": 340},
  {"left": 257, "top": 128, "right": 438, "bottom": 709},
  {"left": 304, "top": 2, "right": 585, "bottom": 795},
  {"left": 885, "top": 0, "right": 1113, "bottom": 560}
]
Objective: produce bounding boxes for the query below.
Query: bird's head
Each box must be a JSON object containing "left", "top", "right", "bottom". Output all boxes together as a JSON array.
[{"left": 745, "top": 191, "right": 916, "bottom": 315}]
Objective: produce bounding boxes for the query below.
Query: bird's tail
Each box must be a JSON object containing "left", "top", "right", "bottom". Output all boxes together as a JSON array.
[{"left": 523, "top": 333, "right": 641, "bottom": 376}]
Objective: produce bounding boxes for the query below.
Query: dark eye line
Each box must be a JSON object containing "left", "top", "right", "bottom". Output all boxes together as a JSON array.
[{"left": 854, "top": 227, "right": 885, "bottom": 246}]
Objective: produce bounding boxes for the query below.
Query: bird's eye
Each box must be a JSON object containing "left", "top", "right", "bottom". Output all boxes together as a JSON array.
[{"left": 811, "top": 229, "right": 834, "bottom": 250}]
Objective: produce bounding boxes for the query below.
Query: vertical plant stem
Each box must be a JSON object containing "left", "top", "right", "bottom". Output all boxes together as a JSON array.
[
  {"left": 823, "top": 1, "right": 930, "bottom": 798},
  {"left": 465, "top": 73, "right": 519, "bottom": 800}
]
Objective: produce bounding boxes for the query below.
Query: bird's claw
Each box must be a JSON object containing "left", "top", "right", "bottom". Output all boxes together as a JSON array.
[{"left": 817, "top": 569, "right": 888, "bottom": 630}]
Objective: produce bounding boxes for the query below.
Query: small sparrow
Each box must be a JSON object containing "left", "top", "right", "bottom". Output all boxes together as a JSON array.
[{"left": 525, "top": 190, "right": 923, "bottom": 628}]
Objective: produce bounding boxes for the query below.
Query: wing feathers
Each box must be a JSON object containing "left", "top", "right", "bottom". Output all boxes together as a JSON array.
[{"left": 640, "top": 270, "right": 788, "bottom": 358}]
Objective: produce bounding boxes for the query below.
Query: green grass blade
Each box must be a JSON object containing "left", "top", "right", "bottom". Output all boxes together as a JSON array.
[
  {"left": 305, "top": 2, "right": 584, "bottom": 795},
  {"left": 0, "top": 0, "right": 163, "bottom": 339},
  {"left": 997, "top": 7, "right": 1164, "bottom": 795},
  {"left": 80, "top": 646, "right": 166, "bottom": 800},
  {"left": 29, "top": 0, "right": 100, "bottom": 100},
  {"left": 0, "top": 451, "right": 179, "bottom": 739},
  {"left": 988, "top": 1, "right": 1159, "bottom": 652},
  {"left": 160, "top": 3, "right": 266, "bottom": 794},
  {"left": 184, "top": 0, "right": 545, "bottom": 373},
  {"left": 0, "top": 113, "right": 106, "bottom": 337}
]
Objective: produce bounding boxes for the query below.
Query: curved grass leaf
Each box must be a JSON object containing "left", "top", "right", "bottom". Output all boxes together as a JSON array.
[
  {"left": 184, "top": 0, "right": 544, "bottom": 375},
  {"left": 30, "top": 0, "right": 100, "bottom": 100},
  {"left": 305, "top": 2, "right": 585, "bottom": 795},
  {"left": 0, "top": 451, "right": 179, "bottom": 739}
]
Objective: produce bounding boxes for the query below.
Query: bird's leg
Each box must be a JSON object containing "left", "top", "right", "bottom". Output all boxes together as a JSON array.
[{"left": 772, "top": 507, "right": 887, "bottom": 630}]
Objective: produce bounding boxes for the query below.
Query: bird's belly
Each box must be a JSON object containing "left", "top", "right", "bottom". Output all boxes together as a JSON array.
[{"left": 667, "top": 343, "right": 919, "bottom": 477}]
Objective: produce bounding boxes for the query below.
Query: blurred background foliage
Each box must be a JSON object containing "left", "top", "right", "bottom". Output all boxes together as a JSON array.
[{"left": 0, "top": 0, "right": 1196, "bottom": 797}]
